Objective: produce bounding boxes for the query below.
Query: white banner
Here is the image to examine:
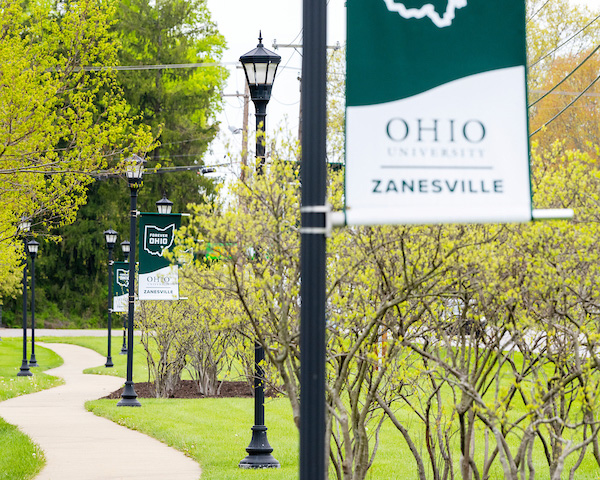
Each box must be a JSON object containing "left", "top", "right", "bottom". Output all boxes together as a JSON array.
[
  {"left": 113, "top": 293, "right": 128, "bottom": 313},
  {"left": 346, "top": 68, "right": 531, "bottom": 225},
  {"left": 138, "top": 265, "right": 180, "bottom": 301}
]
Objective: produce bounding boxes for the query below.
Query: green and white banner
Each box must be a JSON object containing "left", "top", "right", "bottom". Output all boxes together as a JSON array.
[
  {"left": 345, "top": 0, "right": 531, "bottom": 225},
  {"left": 138, "top": 213, "right": 181, "bottom": 300},
  {"left": 112, "top": 261, "right": 129, "bottom": 313}
]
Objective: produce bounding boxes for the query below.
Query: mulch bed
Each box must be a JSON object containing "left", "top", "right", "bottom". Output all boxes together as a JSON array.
[{"left": 103, "top": 380, "right": 256, "bottom": 399}]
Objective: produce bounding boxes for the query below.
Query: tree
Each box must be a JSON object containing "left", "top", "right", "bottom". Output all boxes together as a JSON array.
[
  {"left": 178, "top": 153, "right": 477, "bottom": 480},
  {"left": 529, "top": 49, "right": 600, "bottom": 153},
  {"left": 527, "top": 0, "right": 600, "bottom": 154},
  {"left": 24, "top": 0, "right": 227, "bottom": 326},
  {"left": 0, "top": 0, "right": 151, "bottom": 303},
  {"left": 114, "top": 0, "right": 227, "bottom": 203}
]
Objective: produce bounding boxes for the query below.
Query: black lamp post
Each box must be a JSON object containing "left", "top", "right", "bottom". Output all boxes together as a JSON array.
[
  {"left": 17, "top": 217, "right": 32, "bottom": 377},
  {"left": 238, "top": 34, "right": 281, "bottom": 469},
  {"left": 117, "top": 154, "right": 145, "bottom": 407},
  {"left": 240, "top": 32, "right": 281, "bottom": 174},
  {"left": 27, "top": 240, "right": 39, "bottom": 368},
  {"left": 104, "top": 229, "right": 118, "bottom": 368},
  {"left": 119, "top": 240, "right": 130, "bottom": 355},
  {"left": 156, "top": 194, "right": 173, "bottom": 215}
]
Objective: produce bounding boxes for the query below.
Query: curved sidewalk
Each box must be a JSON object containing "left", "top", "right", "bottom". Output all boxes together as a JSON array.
[{"left": 0, "top": 343, "right": 201, "bottom": 480}]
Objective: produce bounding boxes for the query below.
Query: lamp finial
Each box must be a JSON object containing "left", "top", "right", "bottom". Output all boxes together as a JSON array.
[{"left": 258, "top": 31, "right": 263, "bottom": 46}]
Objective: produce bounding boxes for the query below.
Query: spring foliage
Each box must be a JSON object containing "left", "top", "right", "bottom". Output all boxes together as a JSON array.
[{"left": 0, "top": 0, "right": 152, "bottom": 299}]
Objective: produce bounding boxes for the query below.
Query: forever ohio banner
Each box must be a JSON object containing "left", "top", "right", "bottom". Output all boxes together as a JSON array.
[
  {"left": 138, "top": 212, "right": 181, "bottom": 300},
  {"left": 345, "top": 0, "right": 532, "bottom": 225}
]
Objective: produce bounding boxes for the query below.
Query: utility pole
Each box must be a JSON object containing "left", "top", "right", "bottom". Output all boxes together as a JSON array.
[
  {"left": 222, "top": 84, "right": 250, "bottom": 180},
  {"left": 242, "top": 83, "right": 250, "bottom": 178},
  {"left": 272, "top": 40, "right": 341, "bottom": 151}
]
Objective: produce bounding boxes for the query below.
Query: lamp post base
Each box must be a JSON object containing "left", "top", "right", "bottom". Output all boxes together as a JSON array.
[
  {"left": 117, "top": 381, "right": 141, "bottom": 407},
  {"left": 17, "top": 360, "right": 32, "bottom": 377},
  {"left": 239, "top": 425, "right": 280, "bottom": 469},
  {"left": 105, "top": 356, "right": 114, "bottom": 368},
  {"left": 29, "top": 354, "right": 38, "bottom": 368}
]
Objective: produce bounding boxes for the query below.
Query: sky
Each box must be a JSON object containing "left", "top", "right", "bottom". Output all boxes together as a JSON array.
[
  {"left": 203, "top": 0, "right": 600, "bottom": 171},
  {"left": 204, "top": 0, "right": 346, "bottom": 171}
]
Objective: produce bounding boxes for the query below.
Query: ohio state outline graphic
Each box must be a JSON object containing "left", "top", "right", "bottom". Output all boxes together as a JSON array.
[{"left": 382, "top": 0, "right": 468, "bottom": 28}]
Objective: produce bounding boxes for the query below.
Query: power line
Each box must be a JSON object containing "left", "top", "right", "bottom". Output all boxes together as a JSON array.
[
  {"left": 530, "top": 71, "right": 600, "bottom": 137},
  {"left": 529, "top": 13, "right": 600, "bottom": 68},
  {"left": 527, "top": 0, "right": 552, "bottom": 25},
  {"left": 91, "top": 163, "right": 228, "bottom": 179},
  {"left": 528, "top": 43, "right": 600, "bottom": 108},
  {"left": 530, "top": 89, "right": 600, "bottom": 97},
  {"left": 78, "top": 61, "right": 304, "bottom": 72},
  {"left": 79, "top": 62, "right": 236, "bottom": 71}
]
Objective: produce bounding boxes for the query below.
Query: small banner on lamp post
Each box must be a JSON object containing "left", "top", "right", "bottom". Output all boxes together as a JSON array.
[
  {"left": 138, "top": 213, "right": 182, "bottom": 300},
  {"left": 112, "top": 261, "right": 129, "bottom": 313},
  {"left": 345, "top": 0, "right": 531, "bottom": 225}
]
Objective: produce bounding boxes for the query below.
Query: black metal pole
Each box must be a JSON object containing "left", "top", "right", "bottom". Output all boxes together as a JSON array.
[
  {"left": 300, "top": 0, "right": 327, "bottom": 479},
  {"left": 239, "top": 341, "right": 279, "bottom": 468},
  {"left": 18, "top": 238, "right": 31, "bottom": 377},
  {"left": 239, "top": 98, "right": 279, "bottom": 469},
  {"left": 120, "top": 250, "right": 129, "bottom": 355},
  {"left": 118, "top": 186, "right": 141, "bottom": 407},
  {"left": 255, "top": 101, "right": 267, "bottom": 173},
  {"left": 255, "top": 342, "right": 265, "bottom": 426},
  {"left": 106, "top": 245, "right": 114, "bottom": 368},
  {"left": 29, "top": 250, "right": 38, "bottom": 367},
  {"left": 120, "top": 314, "right": 128, "bottom": 354}
]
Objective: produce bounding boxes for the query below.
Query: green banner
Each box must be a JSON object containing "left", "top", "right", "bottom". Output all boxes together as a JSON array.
[
  {"left": 138, "top": 213, "right": 182, "bottom": 300},
  {"left": 112, "top": 261, "right": 129, "bottom": 313},
  {"left": 345, "top": 0, "right": 531, "bottom": 225}
]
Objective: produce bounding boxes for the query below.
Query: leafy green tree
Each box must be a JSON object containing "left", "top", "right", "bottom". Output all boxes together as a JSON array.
[
  {"left": 114, "top": 0, "right": 227, "bottom": 205},
  {"left": 527, "top": 0, "right": 600, "bottom": 155},
  {"left": 0, "top": 0, "right": 151, "bottom": 310},
  {"left": 27, "top": 0, "right": 227, "bottom": 325}
]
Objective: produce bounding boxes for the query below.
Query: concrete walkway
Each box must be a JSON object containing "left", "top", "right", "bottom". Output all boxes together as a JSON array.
[
  {"left": 0, "top": 328, "right": 136, "bottom": 338},
  {"left": 0, "top": 342, "right": 202, "bottom": 480}
]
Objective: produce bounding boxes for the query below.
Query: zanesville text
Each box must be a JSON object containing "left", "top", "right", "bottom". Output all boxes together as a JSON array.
[{"left": 372, "top": 178, "right": 503, "bottom": 194}]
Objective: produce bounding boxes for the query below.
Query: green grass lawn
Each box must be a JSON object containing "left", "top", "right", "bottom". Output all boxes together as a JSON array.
[
  {"left": 87, "top": 397, "right": 299, "bottom": 480},
  {"left": 39, "top": 335, "right": 149, "bottom": 382},
  {"left": 0, "top": 338, "right": 64, "bottom": 401},
  {"left": 0, "top": 337, "right": 64, "bottom": 480},
  {"left": 5, "top": 335, "right": 600, "bottom": 480},
  {"left": 86, "top": 394, "right": 600, "bottom": 480},
  {"left": 0, "top": 418, "right": 45, "bottom": 480}
]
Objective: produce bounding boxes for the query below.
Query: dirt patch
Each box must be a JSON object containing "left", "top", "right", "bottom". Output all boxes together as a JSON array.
[{"left": 103, "top": 380, "right": 256, "bottom": 399}]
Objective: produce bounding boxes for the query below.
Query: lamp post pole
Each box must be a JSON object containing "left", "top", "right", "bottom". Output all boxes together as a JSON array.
[
  {"left": 119, "top": 240, "right": 130, "bottom": 355},
  {"left": 104, "top": 229, "right": 118, "bottom": 368},
  {"left": 300, "top": 1, "right": 327, "bottom": 478},
  {"left": 238, "top": 34, "right": 281, "bottom": 470},
  {"left": 17, "top": 218, "right": 32, "bottom": 377},
  {"left": 118, "top": 155, "right": 145, "bottom": 407},
  {"left": 27, "top": 240, "right": 40, "bottom": 368}
]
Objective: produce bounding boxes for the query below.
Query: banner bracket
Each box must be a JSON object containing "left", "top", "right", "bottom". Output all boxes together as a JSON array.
[
  {"left": 532, "top": 209, "right": 574, "bottom": 221},
  {"left": 300, "top": 205, "right": 333, "bottom": 237}
]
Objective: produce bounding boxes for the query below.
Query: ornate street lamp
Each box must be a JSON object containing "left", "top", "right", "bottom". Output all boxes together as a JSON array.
[
  {"left": 17, "top": 217, "right": 32, "bottom": 377},
  {"left": 238, "top": 34, "right": 281, "bottom": 469},
  {"left": 104, "top": 229, "right": 118, "bottom": 368},
  {"left": 120, "top": 240, "right": 131, "bottom": 261},
  {"left": 155, "top": 194, "right": 173, "bottom": 214},
  {"left": 118, "top": 154, "right": 146, "bottom": 407},
  {"left": 119, "top": 240, "right": 130, "bottom": 355},
  {"left": 27, "top": 240, "right": 39, "bottom": 368},
  {"left": 239, "top": 32, "right": 281, "bottom": 174}
]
